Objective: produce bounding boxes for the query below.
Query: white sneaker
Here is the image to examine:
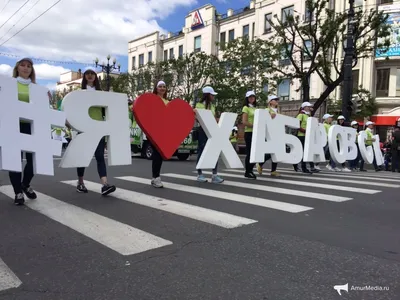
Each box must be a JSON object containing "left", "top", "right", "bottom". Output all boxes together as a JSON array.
[
  {"left": 314, "top": 165, "right": 321, "bottom": 171},
  {"left": 342, "top": 167, "right": 351, "bottom": 172},
  {"left": 326, "top": 164, "right": 333, "bottom": 171},
  {"left": 334, "top": 167, "right": 342, "bottom": 172},
  {"left": 151, "top": 177, "right": 164, "bottom": 188}
]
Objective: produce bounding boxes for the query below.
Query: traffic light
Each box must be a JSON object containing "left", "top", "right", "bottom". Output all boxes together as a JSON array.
[{"left": 350, "top": 95, "right": 362, "bottom": 114}]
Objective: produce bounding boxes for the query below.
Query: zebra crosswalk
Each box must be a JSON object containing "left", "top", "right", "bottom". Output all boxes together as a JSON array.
[{"left": 0, "top": 167, "right": 399, "bottom": 292}]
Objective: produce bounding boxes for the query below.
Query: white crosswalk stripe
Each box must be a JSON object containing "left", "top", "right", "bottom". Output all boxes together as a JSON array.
[{"left": 0, "top": 257, "right": 22, "bottom": 292}]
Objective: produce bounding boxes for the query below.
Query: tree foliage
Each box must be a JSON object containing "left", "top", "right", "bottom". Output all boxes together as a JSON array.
[{"left": 267, "top": 0, "right": 390, "bottom": 114}]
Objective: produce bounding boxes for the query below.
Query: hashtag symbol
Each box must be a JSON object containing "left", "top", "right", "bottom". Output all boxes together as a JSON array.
[{"left": 0, "top": 75, "right": 66, "bottom": 175}]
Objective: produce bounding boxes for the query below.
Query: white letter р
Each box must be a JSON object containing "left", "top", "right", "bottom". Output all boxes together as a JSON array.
[
  {"left": 0, "top": 75, "right": 66, "bottom": 175},
  {"left": 195, "top": 109, "right": 243, "bottom": 169},
  {"left": 59, "top": 90, "right": 131, "bottom": 168}
]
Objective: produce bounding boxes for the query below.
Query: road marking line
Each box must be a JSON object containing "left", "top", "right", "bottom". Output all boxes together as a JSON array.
[
  {"left": 161, "top": 174, "right": 352, "bottom": 203},
  {"left": 117, "top": 176, "right": 313, "bottom": 213},
  {"left": 62, "top": 180, "right": 257, "bottom": 229},
  {"left": 223, "top": 169, "right": 399, "bottom": 188},
  {"left": 197, "top": 171, "right": 381, "bottom": 194},
  {"left": 0, "top": 257, "right": 22, "bottom": 292},
  {"left": 0, "top": 185, "right": 172, "bottom": 256}
]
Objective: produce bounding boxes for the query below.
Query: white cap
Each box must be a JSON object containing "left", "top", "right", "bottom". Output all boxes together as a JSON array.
[
  {"left": 366, "top": 121, "right": 375, "bottom": 126},
  {"left": 301, "top": 102, "right": 313, "bottom": 108},
  {"left": 202, "top": 86, "right": 217, "bottom": 95},
  {"left": 157, "top": 80, "right": 166, "bottom": 87},
  {"left": 84, "top": 66, "right": 96, "bottom": 73},
  {"left": 246, "top": 91, "right": 256, "bottom": 98},
  {"left": 268, "top": 95, "right": 279, "bottom": 102},
  {"left": 337, "top": 115, "right": 345, "bottom": 120},
  {"left": 351, "top": 121, "right": 358, "bottom": 126},
  {"left": 322, "top": 113, "right": 334, "bottom": 120}
]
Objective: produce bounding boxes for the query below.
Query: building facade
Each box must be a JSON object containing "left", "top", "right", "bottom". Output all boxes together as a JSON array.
[{"left": 128, "top": 0, "right": 400, "bottom": 129}]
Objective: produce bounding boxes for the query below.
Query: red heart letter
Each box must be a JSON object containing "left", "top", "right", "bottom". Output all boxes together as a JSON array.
[{"left": 133, "top": 93, "right": 195, "bottom": 160}]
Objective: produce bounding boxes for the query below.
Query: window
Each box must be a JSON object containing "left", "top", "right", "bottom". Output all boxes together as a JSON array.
[
  {"left": 164, "top": 50, "right": 168, "bottom": 61},
  {"left": 138, "top": 54, "right": 144, "bottom": 67},
  {"left": 131, "top": 56, "right": 136, "bottom": 70},
  {"left": 194, "top": 36, "right": 201, "bottom": 52},
  {"left": 396, "top": 69, "right": 400, "bottom": 96},
  {"left": 304, "top": 7, "right": 313, "bottom": 22},
  {"left": 280, "top": 44, "right": 292, "bottom": 65},
  {"left": 263, "top": 83, "right": 268, "bottom": 93},
  {"left": 281, "top": 5, "right": 294, "bottom": 23},
  {"left": 220, "top": 32, "right": 226, "bottom": 50},
  {"left": 148, "top": 51, "right": 152, "bottom": 63},
  {"left": 376, "top": 68, "right": 390, "bottom": 97},
  {"left": 252, "top": 22, "right": 255, "bottom": 39},
  {"left": 303, "top": 40, "right": 312, "bottom": 60},
  {"left": 243, "top": 25, "right": 249, "bottom": 39},
  {"left": 169, "top": 48, "right": 174, "bottom": 59},
  {"left": 228, "top": 29, "right": 235, "bottom": 42},
  {"left": 278, "top": 79, "right": 290, "bottom": 100},
  {"left": 179, "top": 45, "right": 183, "bottom": 57},
  {"left": 352, "top": 70, "right": 359, "bottom": 93},
  {"left": 265, "top": 13, "right": 272, "bottom": 33}
]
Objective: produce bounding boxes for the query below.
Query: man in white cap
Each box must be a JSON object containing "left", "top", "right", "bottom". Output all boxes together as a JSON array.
[
  {"left": 335, "top": 115, "right": 351, "bottom": 172},
  {"left": 349, "top": 121, "right": 362, "bottom": 170},
  {"left": 362, "top": 121, "right": 380, "bottom": 171},
  {"left": 322, "top": 113, "right": 338, "bottom": 171}
]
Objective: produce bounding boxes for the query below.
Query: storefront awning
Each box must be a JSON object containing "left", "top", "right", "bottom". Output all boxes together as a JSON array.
[{"left": 370, "top": 115, "right": 400, "bottom": 126}]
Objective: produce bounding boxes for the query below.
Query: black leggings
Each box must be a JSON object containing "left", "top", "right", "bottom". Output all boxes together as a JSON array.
[
  {"left": 9, "top": 122, "right": 34, "bottom": 194},
  {"left": 152, "top": 143, "right": 163, "bottom": 178},
  {"left": 293, "top": 135, "right": 315, "bottom": 170},
  {"left": 77, "top": 138, "right": 107, "bottom": 178},
  {"left": 245, "top": 131, "right": 278, "bottom": 172}
]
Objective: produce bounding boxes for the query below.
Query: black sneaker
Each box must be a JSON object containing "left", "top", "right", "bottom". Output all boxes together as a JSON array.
[
  {"left": 310, "top": 168, "right": 320, "bottom": 173},
  {"left": 21, "top": 185, "right": 37, "bottom": 200},
  {"left": 101, "top": 184, "right": 116, "bottom": 196},
  {"left": 14, "top": 193, "right": 25, "bottom": 206},
  {"left": 77, "top": 183, "right": 88, "bottom": 193},
  {"left": 302, "top": 169, "right": 312, "bottom": 174},
  {"left": 244, "top": 172, "right": 257, "bottom": 179}
]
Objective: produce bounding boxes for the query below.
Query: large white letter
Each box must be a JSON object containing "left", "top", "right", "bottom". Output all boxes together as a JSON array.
[
  {"left": 328, "top": 125, "right": 357, "bottom": 164},
  {"left": 0, "top": 75, "right": 66, "bottom": 175},
  {"left": 357, "top": 131, "right": 374, "bottom": 164},
  {"left": 250, "top": 109, "right": 302, "bottom": 164},
  {"left": 195, "top": 110, "right": 243, "bottom": 169},
  {"left": 60, "top": 90, "right": 131, "bottom": 168},
  {"left": 372, "top": 134, "right": 384, "bottom": 166},
  {"left": 303, "top": 117, "right": 327, "bottom": 163}
]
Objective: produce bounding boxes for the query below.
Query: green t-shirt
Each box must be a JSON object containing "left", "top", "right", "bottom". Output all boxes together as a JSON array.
[
  {"left": 17, "top": 82, "right": 29, "bottom": 103},
  {"left": 195, "top": 102, "right": 215, "bottom": 116},
  {"left": 323, "top": 122, "right": 331, "bottom": 135},
  {"left": 242, "top": 106, "right": 255, "bottom": 133},
  {"left": 365, "top": 129, "right": 373, "bottom": 146},
  {"left": 297, "top": 113, "right": 308, "bottom": 137}
]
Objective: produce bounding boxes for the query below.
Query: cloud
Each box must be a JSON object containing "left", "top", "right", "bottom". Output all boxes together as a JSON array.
[
  {"left": 0, "top": 63, "right": 69, "bottom": 80},
  {"left": 0, "top": 0, "right": 197, "bottom": 63}
]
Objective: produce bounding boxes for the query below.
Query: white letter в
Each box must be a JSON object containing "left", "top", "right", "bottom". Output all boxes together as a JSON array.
[
  {"left": 303, "top": 117, "right": 327, "bottom": 163},
  {"left": 195, "top": 109, "right": 243, "bottom": 169},
  {"left": 59, "top": 90, "right": 131, "bottom": 168}
]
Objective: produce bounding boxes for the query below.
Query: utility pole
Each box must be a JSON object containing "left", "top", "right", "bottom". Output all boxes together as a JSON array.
[
  {"left": 95, "top": 55, "right": 121, "bottom": 91},
  {"left": 342, "top": 0, "right": 356, "bottom": 121}
]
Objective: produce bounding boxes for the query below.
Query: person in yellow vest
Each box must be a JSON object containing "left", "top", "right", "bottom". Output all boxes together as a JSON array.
[
  {"left": 71, "top": 67, "right": 116, "bottom": 195},
  {"left": 149, "top": 80, "right": 170, "bottom": 188},
  {"left": 294, "top": 102, "right": 320, "bottom": 173},
  {"left": 322, "top": 113, "right": 338, "bottom": 171},
  {"left": 349, "top": 120, "right": 362, "bottom": 171},
  {"left": 242, "top": 91, "right": 258, "bottom": 179},
  {"left": 195, "top": 86, "right": 224, "bottom": 183},
  {"left": 335, "top": 115, "right": 351, "bottom": 172},
  {"left": 256, "top": 95, "right": 280, "bottom": 177},
  {"left": 230, "top": 126, "right": 238, "bottom": 153},
  {"left": 361, "top": 121, "right": 380, "bottom": 171},
  {"left": 7, "top": 58, "right": 38, "bottom": 205}
]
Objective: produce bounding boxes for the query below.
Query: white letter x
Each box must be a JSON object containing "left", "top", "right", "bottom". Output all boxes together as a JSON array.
[{"left": 195, "top": 110, "right": 243, "bottom": 169}]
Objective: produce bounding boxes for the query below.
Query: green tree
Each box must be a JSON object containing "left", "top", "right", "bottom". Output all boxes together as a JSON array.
[{"left": 267, "top": 0, "right": 390, "bottom": 113}]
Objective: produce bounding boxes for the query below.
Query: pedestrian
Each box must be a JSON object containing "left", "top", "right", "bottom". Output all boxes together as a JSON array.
[
  {"left": 242, "top": 90, "right": 258, "bottom": 179},
  {"left": 195, "top": 86, "right": 224, "bottom": 183},
  {"left": 256, "top": 95, "right": 280, "bottom": 177},
  {"left": 148, "top": 80, "right": 169, "bottom": 188},
  {"left": 293, "top": 102, "right": 319, "bottom": 173},
  {"left": 73, "top": 67, "right": 116, "bottom": 195},
  {"left": 391, "top": 126, "right": 400, "bottom": 172},
  {"left": 349, "top": 121, "right": 362, "bottom": 171},
  {"left": 361, "top": 121, "right": 380, "bottom": 171},
  {"left": 8, "top": 58, "right": 38, "bottom": 205},
  {"left": 336, "top": 116, "right": 351, "bottom": 172},
  {"left": 322, "top": 113, "right": 338, "bottom": 171}
]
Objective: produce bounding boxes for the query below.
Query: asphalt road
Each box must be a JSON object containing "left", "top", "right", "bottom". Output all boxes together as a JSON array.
[{"left": 1, "top": 155, "right": 400, "bottom": 300}]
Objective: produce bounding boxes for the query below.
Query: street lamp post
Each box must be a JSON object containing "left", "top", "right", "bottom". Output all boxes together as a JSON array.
[
  {"left": 95, "top": 55, "right": 121, "bottom": 91},
  {"left": 342, "top": 0, "right": 356, "bottom": 121}
]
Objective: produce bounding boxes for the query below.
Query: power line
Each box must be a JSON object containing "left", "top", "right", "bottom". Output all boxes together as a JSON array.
[
  {"left": 0, "top": 0, "right": 41, "bottom": 42},
  {"left": 0, "top": 0, "right": 11, "bottom": 15},
  {"left": 0, "top": 0, "right": 31, "bottom": 31},
  {"left": 0, "top": 0, "right": 62, "bottom": 47}
]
